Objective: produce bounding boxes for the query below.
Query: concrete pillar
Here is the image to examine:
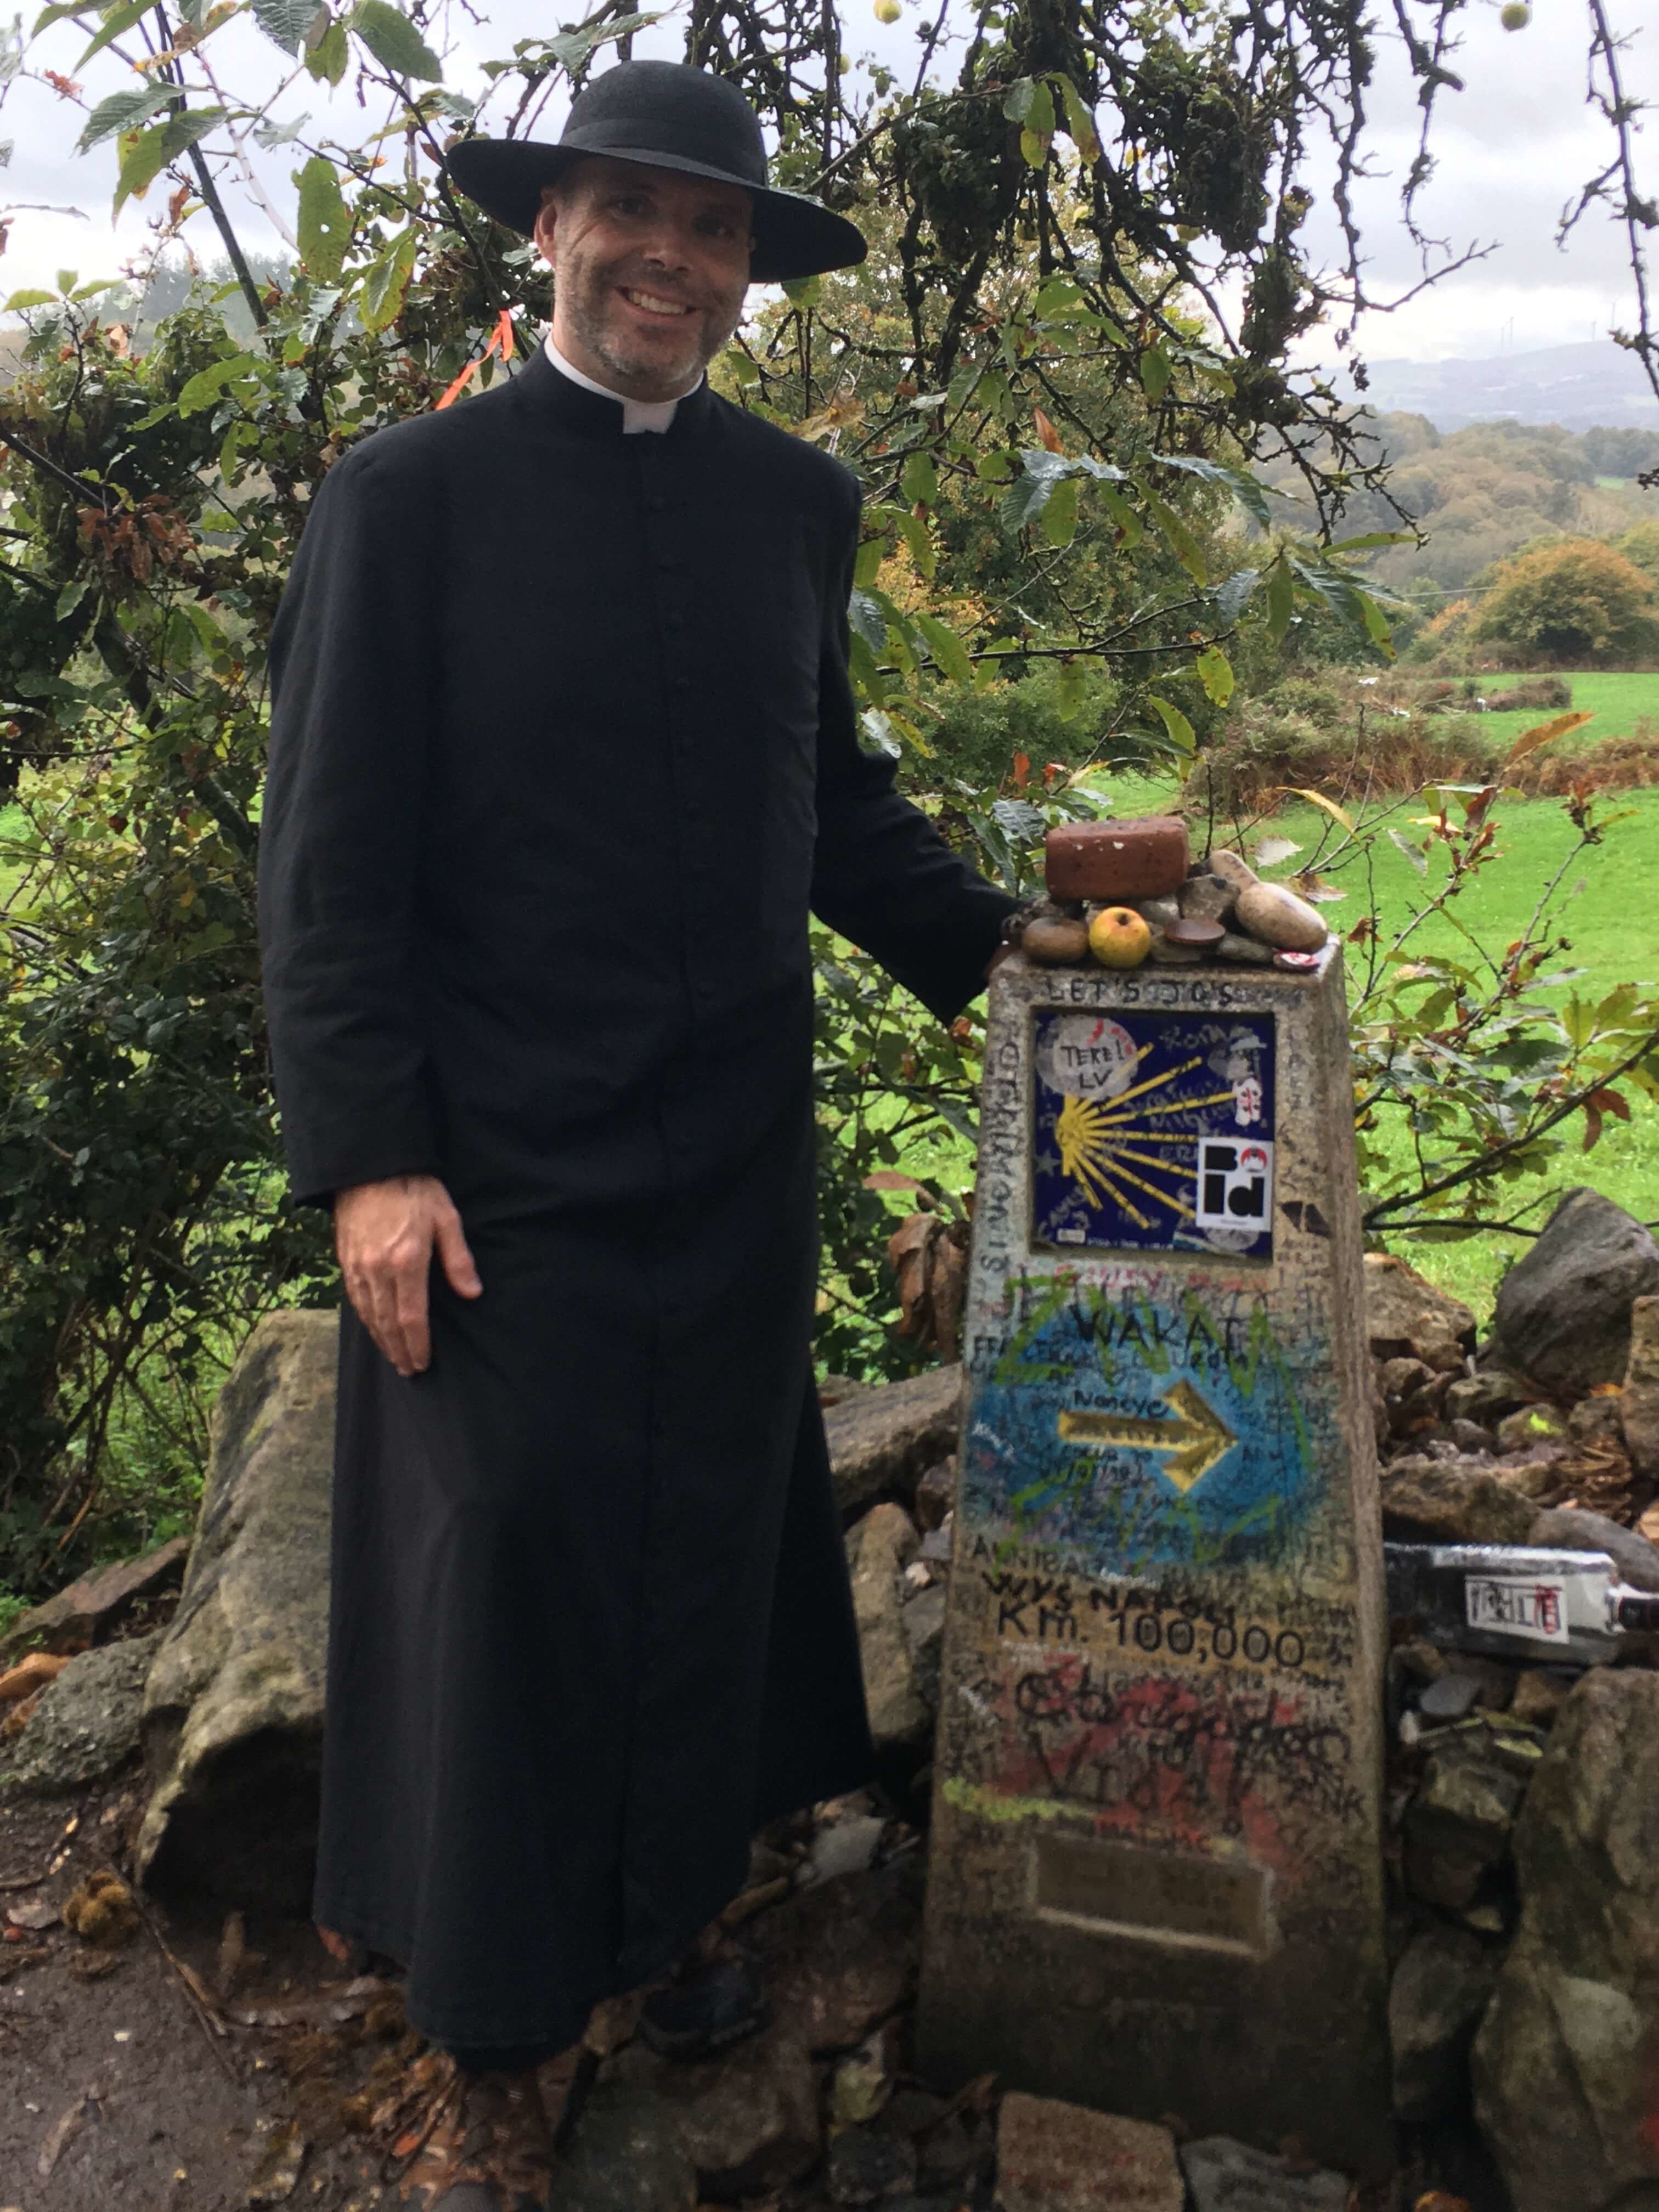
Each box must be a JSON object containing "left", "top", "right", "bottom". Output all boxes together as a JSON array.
[{"left": 918, "top": 945, "right": 1389, "bottom": 2171}]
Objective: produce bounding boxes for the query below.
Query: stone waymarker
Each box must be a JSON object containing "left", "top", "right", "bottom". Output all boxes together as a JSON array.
[{"left": 918, "top": 946, "right": 1389, "bottom": 2169}]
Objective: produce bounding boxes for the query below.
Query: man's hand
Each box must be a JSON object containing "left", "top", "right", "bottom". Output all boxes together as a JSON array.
[{"left": 334, "top": 1174, "right": 481, "bottom": 1378}]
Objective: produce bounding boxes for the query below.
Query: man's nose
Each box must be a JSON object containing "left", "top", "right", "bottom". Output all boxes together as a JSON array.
[{"left": 637, "top": 215, "right": 696, "bottom": 271}]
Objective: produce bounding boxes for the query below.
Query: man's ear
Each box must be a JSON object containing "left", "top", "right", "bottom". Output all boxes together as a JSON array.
[{"left": 532, "top": 188, "right": 560, "bottom": 268}]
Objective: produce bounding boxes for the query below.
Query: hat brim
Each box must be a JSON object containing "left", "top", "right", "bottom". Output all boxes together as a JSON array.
[{"left": 442, "top": 139, "right": 867, "bottom": 284}]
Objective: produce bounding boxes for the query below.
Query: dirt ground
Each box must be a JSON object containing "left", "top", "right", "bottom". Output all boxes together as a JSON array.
[{"left": 0, "top": 1772, "right": 462, "bottom": 2212}]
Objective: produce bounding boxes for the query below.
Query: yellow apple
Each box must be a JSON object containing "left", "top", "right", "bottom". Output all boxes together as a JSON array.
[
  {"left": 873, "top": 0, "right": 901, "bottom": 19},
  {"left": 1087, "top": 905, "right": 1152, "bottom": 969},
  {"left": 1500, "top": 3, "right": 1530, "bottom": 25}
]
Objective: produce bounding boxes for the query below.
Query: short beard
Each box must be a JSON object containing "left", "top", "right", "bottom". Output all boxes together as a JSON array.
[{"left": 560, "top": 263, "right": 726, "bottom": 394}]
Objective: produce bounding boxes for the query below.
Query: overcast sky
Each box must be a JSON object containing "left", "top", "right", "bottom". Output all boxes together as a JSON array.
[{"left": 0, "top": 0, "right": 1651, "bottom": 372}]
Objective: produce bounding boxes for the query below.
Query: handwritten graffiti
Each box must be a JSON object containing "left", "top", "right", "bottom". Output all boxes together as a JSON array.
[
  {"left": 961, "top": 1276, "right": 1328, "bottom": 1571},
  {"left": 998, "top": 1657, "right": 1363, "bottom": 1845}
]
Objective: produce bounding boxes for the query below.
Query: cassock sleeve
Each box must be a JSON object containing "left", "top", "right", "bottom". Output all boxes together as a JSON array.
[
  {"left": 810, "top": 482, "right": 1018, "bottom": 1025},
  {"left": 258, "top": 443, "right": 441, "bottom": 1207}
]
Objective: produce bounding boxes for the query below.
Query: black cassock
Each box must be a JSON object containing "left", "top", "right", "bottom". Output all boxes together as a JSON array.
[{"left": 258, "top": 349, "right": 1013, "bottom": 2053}]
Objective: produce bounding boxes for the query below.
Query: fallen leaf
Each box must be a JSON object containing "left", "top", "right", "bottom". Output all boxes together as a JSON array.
[
  {"left": 5, "top": 1895, "right": 59, "bottom": 1931},
  {"left": 37, "top": 2086, "right": 99, "bottom": 2178},
  {"left": 229, "top": 1974, "right": 398, "bottom": 2030},
  {"left": 246, "top": 2118, "right": 307, "bottom": 2204},
  {"left": 69, "top": 1948, "right": 125, "bottom": 1981},
  {"left": 217, "top": 1908, "right": 246, "bottom": 1997},
  {"left": 1, "top": 1690, "right": 40, "bottom": 1739},
  {"left": 0, "top": 1652, "right": 69, "bottom": 1703}
]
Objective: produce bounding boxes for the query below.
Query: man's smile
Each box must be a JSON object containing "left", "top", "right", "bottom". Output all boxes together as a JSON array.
[{"left": 619, "top": 286, "right": 696, "bottom": 318}]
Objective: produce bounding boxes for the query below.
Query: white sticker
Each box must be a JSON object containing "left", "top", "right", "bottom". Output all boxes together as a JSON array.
[
  {"left": 1036, "top": 1014, "right": 1142, "bottom": 1102},
  {"left": 1464, "top": 1575, "right": 1569, "bottom": 1644},
  {"left": 1194, "top": 1137, "right": 1274, "bottom": 1233}
]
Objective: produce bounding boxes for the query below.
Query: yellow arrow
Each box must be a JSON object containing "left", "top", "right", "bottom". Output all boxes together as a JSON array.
[{"left": 1057, "top": 1380, "right": 1237, "bottom": 1495}]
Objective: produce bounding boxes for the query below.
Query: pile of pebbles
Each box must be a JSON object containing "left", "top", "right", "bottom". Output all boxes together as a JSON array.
[{"left": 1008, "top": 831, "right": 1330, "bottom": 974}]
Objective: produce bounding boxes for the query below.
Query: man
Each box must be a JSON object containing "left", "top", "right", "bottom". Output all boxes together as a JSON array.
[{"left": 259, "top": 59, "right": 1015, "bottom": 2212}]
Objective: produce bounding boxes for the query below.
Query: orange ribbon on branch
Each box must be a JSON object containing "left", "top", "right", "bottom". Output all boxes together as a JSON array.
[{"left": 436, "top": 309, "right": 517, "bottom": 410}]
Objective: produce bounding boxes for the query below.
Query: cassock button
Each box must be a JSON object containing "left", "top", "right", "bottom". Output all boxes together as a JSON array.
[{"left": 672, "top": 676, "right": 691, "bottom": 693}]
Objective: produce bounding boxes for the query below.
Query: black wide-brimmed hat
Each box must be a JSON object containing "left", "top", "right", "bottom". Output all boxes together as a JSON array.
[{"left": 443, "top": 59, "right": 867, "bottom": 284}]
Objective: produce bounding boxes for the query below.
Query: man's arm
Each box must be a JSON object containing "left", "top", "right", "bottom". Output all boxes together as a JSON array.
[
  {"left": 809, "top": 482, "right": 1018, "bottom": 1022},
  {"left": 259, "top": 445, "right": 478, "bottom": 1373}
]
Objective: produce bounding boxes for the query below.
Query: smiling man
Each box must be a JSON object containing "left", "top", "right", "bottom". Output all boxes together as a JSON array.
[{"left": 258, "top": 59, "right": 1015, "bottom": 2212}]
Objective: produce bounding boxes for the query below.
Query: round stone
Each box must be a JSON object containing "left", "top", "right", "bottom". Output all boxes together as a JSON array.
[
  {"left": 1022, "top": 916, "right": 1091, "bottom": 965},
  {"left": 1217, "top": 931, "right": 1273, "bottom": 965},
  {"left": 1235, "top": 881, "right": 1329, "bottom": 952},
  {"left": 1163, "top": 916, "right": 1225, "bottom": 948}
]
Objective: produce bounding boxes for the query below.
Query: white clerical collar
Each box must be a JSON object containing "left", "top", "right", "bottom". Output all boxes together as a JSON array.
[{"left": 543, "top": 335, "right": 702, "bottom": 435}]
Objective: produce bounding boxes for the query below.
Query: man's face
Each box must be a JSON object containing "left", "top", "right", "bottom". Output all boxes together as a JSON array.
[{"left": 534, "top": 156, "right": 754, "bottom": 400}]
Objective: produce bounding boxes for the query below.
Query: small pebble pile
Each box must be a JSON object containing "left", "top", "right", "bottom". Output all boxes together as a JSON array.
[{"left": 1009, "top": 814, "right": 1330, "bottom": 974}]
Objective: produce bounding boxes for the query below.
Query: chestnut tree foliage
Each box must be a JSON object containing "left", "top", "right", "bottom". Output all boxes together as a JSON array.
[{"left": 0, "top": 0, "right": 1653, "bottom": 1583}]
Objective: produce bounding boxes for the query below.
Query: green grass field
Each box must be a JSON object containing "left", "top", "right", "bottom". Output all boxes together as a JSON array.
[{"left": 1401, "top": 669, "right": 1659, "bottom": 754}]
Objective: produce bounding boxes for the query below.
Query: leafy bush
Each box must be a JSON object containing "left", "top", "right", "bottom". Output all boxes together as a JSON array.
[{"left": 1470, "top": 539, "right": 1659, "bottom": 667}]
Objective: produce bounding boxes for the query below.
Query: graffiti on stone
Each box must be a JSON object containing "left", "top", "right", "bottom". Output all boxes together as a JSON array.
[{"left": 961, "top": 1274, "right": 1329, "bottom": 1571}]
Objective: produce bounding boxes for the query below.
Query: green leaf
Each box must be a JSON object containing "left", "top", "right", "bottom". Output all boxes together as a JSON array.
[
  {"left": 350, "top": 0, "right": 441, "bottom": 78},
  {"left": 847, "top": 588, "right": 887, "bottom": 653},
  {"left": 306, "top": 15, "right": 348, "bottom": 79},
  {"left": 896, "top": 510, "right": 935, "bottom": 580},
  {"left": 1324, "top": 530, "right": 1413, "bottom": 552},
  {"left": 915, "top": 611, "right": 974, "bottom": 685},
  {"left": 113, "top": 110, "right": 223, "bottom": 217},
  {"left": 1040, "top": 474, "right": 1079, "bottom": 549},
  {"left": 1195, "top": 645, "right": 1234, "bottom": 707},
  {"left": 1389, "top": 828, "right": 1428, "bottom": 876},
  {"left": 76, "top": 0, "right": 153, "bottom": 71},
  {"left": 1139, "top": 345, "right": 1171, "bottom": 403},
  {"left": 358, "top": 223, "right": 417, "bottom": 332},
  {"left": 177, "top": 351, "right": 263, "bottom": 415},
  {"left": 536, "top": 10, "right": 659, "bottom": 72},
  {"left": 847, "top": 629, "right": 887, "bottom": 708},
  {"left": 253, "top": 0, "right": 325, "bottom": 49},
  {"left": 1019, "top": 82, "right": 1053, "bottom": 170},
  {"left": 780, "top": 273, "right": 821, "bottom": 307},
  {"left": 1137, "top": 483, "right": 1206, "bottom": 583},
  {"left": 1002, "top": 76, "right": 1037, "bottom": 122},
  {"left": 1149, "top": 449, "right": 1274, "bottom": 530},
  {"left": 297, "top": 154, "right": 351, "bottom": 282},
  {"left": 852, "top": 534, "right": 887, "bottom": 588},
  {"left": 1050, "top": 74, "right": 1100, "bottom": 161},
  {"left": 900, "top": 450, "right": 938, "bottom": 508},
  {"left": 975, "top": 450, "right": 1015, "bottom": 484},
  {"left": 76, "top": 83, "right": 170, "bottom": 153},
  {"left": 1214, "top": 566, "right": 1260, "bottom": 626},
  {"left": 69, "top": 273, "right": 120, "bottom": 298},
  {"left": 114, "top": 122, "right": 173, "bottom": 216},
  {"left": 3, "top": 287, "right": 57, "bottom": 310},
  {"left": 1146, "top": 694, "right": 1195, "bottom": 754},
  {"left": 1266, "top": 554, "right": 1294, "bottom": 645},
  {"left": 1096, "top": 482, "right": 1143, "bottom": 548},
  {"left": 1000, "top": 448, "right": 1072, "bottom": 531}
]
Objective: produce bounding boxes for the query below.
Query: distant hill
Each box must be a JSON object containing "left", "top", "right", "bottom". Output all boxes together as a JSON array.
[
  {"left": 1332, "top": 342, "right": 1659, "bottom": 433},
  {"left": 1259, "top": 412, "right": 1658, "bottom": 594}
]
